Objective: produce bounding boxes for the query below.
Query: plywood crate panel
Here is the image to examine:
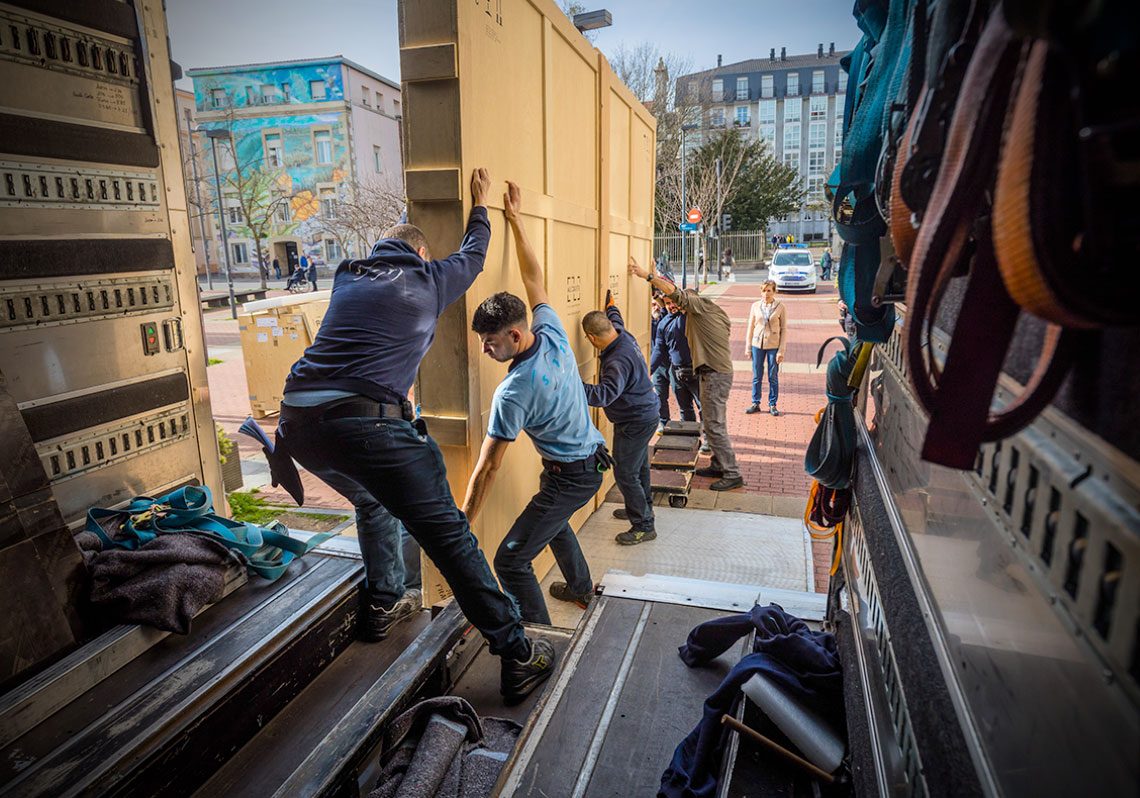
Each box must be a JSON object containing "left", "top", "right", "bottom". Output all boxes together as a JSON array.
[{"left": 400, "top": 0, "right": 655, "bottom": 603}]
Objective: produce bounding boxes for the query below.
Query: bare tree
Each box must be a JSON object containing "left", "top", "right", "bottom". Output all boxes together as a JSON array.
[{"left": 306, "top": 177, "right": 405, "bottom": 260}]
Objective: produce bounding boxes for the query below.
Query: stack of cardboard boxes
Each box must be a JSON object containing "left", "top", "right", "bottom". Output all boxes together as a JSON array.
[{"left": 237, "top": 291, "right": 331, "bottom": 418}]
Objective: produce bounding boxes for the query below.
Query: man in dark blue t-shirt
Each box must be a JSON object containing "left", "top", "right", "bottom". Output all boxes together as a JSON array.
[
  {"left": 581, "top": 295, "right": 659, "bottom": 545},
  {"left": 278, "top": 169, "right": 554, "bottom": 705}
]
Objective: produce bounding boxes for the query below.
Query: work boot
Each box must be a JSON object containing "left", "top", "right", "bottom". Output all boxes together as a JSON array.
[
  {"left": 501, "top": 637, "right": 557, "bottom": 705},
  {"left": 694, "top": 466, "right": 723, "bottom": 478},
  {"left": 359, "top": 588, "right": 421, "bottom": 642},
  {"left": 549, "top": 581, "right": 595, "bottom": 607},
  {"left": 745, "top": 403, "right": 762, "bottom": 414},
  {"left": 770, "top": 406, "right": 780, "bottom": 417},
  {"left": 612, "top": 507, "right": 629, "bottom": 520},
  {"left": 615, "top": 528, "right": 657, "bottom": 545},
  {"left": 710, "top": 475, "right": 744, "bottom": 491}
]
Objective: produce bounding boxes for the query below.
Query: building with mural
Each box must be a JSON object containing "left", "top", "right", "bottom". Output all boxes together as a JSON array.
[{"left": 187, "top": 56, "right": 403, "bottom": 275}]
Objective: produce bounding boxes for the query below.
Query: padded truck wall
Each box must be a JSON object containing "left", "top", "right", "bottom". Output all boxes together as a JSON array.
[{"left": 398, "top": 0, "right": 655, "bottom": 602}]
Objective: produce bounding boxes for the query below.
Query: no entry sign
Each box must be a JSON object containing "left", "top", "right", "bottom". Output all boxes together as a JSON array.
[{"left": 687, "top": 208, "right": 702, "bottom": 224}]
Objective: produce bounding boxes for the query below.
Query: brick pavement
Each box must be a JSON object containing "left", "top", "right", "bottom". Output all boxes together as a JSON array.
[{"left": 203, "top": 277, "right": 843, "bottom": 592}]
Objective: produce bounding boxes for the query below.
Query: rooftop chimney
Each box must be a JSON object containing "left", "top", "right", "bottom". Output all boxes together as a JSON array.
[
  {"left": 769, "top": 48, "right": 776, "bottom": 62},
  {"left": 829, "top": 42, "right": 835, "bottom": 56},
  {"left": 717, "top": 54, "right": 722, "bottom": 67},
  {"left": 780, "top": 47, "right": 786, "bottom": 61},
  {"left": 818, "top": 43, "right": 824, "bottom": 57}
]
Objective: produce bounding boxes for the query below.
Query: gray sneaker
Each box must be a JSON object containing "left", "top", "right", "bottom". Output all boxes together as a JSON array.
[
  {"left": 501, "top": 637, "right": 557, "bottom": 705},
  {"left": 359, "top": 588, "right": 422, "bottom": 642}
]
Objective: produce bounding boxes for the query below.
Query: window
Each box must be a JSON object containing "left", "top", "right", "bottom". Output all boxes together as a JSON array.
[
  {"left": 809, "top": 121, "right": 826, "bottom": 149},
  {"left": 782, "top": 152, "right": 800, "bottom": 170},
  {"left": 393, "top": 99, "right": 401, "bottom": 116},
  {"left": 376, "top": 91, "right": 384, "bottom": 110},
  {"left": 319, "top": 186, "right": 337, "bottom": 217},
  {"left": 227, "top": 205, "right": 243, "bottom": 225},
  {"left": 373, "top": 145, "right": 383, "bottom": 173},
  {"left": 736, "top": 76, "right": 748, "bottom": 101},
  {"left": 784, "top": 123, "right": 801, "bottom": 151},
  {"left": 786, "top": 72, "right": 799, "bottom": 97},
  {"left": 735, "top": 105, "right": 750, "bottom": 126},
  {"left": 261, "top": 84, "right": 276, "bottom": 103},
  {"left": 838, "top": 71, "right": 848, "bottom": 92},
  {"left": 807, "top": 175, "right": 825, "bottom": 199},
  {"left": 245, "top": 87, "right": 257, "bottom": 106},
  {"left": 812, "top": 70, "right": 825, "bottom": 94},
  {"left": 314, "top": 130, "right": 332, "bottom": 165},
  {"left": 784, "top": 99, "right": 801, "bottom": 123},
  {"left": 810, "top": 95, "right": 827, "bottom": 121},
  {"left": 231, "top": 242, "right": 248, "bottom": 263},
  {"left": 835, "top": 123, "right": 844, "bottom": 148},
  {"left": 265, "top": 133, "right": 283, "bottom": 167},
  {"left": 758, "top": 99, "right": 776, "bottom": 124},
  {"left": 808, "top": 150, "right": 827, "bottom": 175},
  {"left": 758, "top": 124, "right": 776, "bottom": 148},
  {"left": 281, "top": 83, "right": 291, "bottom": 102},
  {"left": 362, "top": 86, "right": 370, "bottom": 105},
  {"left": 310, "top": 80, "right": 327, "bottom": 101},
  {"left": 712, "top": 78, "right": 724, "bottom": 102},
  {"left": 325, "top": 238, "right": 343, "bottom": 262},
  {"left": 761, "top": 74, "right": 774, "bottom": 98},
  {"left": 274, "top": 200, "right": 290, "bottom": 223},
  {"left": 709, "top": 108, "right": 725, "bottom": 128},
  {"left": 835, "top": 94, "right": 846, "bottom": 122},
  {"left": 211, "top": 89, "right": 226, "bottom": 108}
]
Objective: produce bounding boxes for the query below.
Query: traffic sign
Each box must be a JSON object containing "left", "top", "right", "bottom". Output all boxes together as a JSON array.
[
  {"left": 679, "top": 222, "right": 698, "bottom": 231},
  {"left": 687, "top": 208, "right": 703, "bottom": 224}
]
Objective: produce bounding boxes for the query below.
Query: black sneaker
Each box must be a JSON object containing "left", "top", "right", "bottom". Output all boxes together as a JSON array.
[
  {"left": 549, "top": 581, "right": 595, "bottom": 607},
  {"left": 501, "top": 637, "right": 557, "bottom": 705},
  {"left": 694, "top": 466, "right": 723, "bottom": 478},
  {"left": 612, "top": 507, "right": 629, "bottom": 521},
  {"left": 745, "top": 403, "right": 762, "bottom": 414},
  {"left": 615, "top": 528, "right": 657, "bottom": 545},
  {"left": 359, "top": 588, "right": 422, "bottom": 642},
  {"left": 710, "top": 475, "right": 744, "bottom": 491}
]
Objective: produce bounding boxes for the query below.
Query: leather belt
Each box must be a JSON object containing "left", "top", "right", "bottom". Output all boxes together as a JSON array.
[
  {"left": 282, "top": 398, "right": 411, "bottom": 422},
  {"left": 542, "top": 455, "right": 598, "bottom": 474}
]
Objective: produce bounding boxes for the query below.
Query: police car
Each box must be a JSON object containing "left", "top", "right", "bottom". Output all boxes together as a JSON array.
[{"left": 767, "top": 244, "right": 817, "bottom": 292}]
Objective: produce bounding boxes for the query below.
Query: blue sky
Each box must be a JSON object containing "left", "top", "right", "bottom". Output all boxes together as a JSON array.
[{"left": 168, "top": 0, "right": 861, "bottom": 89}]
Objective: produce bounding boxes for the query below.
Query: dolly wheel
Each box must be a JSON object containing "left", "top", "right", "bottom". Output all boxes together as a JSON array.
[{"left": 669, "top": 495, "right": 688, "bottom": 508}]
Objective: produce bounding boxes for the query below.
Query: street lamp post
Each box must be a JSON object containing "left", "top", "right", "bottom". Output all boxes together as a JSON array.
[
  {"left": 204, "top": 127, "right": 238, "bottom": 320},
  {"left": 185, "top": 118, "right": 214, "bottom": 290},
  {"left": 679, "top": 123, "right": 698, "bottom": 290}
]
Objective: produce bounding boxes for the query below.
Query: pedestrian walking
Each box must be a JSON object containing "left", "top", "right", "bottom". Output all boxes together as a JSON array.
[
  {"left": 273, "top": 257, "right": 281, "bottom": 280},
  {"left": 722, "top": 247, "right": 734, "bottom": 281},
  {"left": 464, "top": 180, "right": 608, "bottom": 627},
  {"left": 820, "top": 247, "right": 833, "bottom": 280},
  {"left": 278, "top": 168, "right": 554, "bottom": 705},
  {"left": 630, "top": 256, "right": 743, "bottom": 491},
  {"left": 744, "top": 280, "right": 786, "bottom": 416},
  {"left": 305, "top": 254, "right": 318, "bottom": 291},
  {"left": 581, "top": 293, "right": 659, "bottom": 546}
]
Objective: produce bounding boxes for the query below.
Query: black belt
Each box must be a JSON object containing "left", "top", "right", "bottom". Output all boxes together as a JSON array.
[
  {"left": 282, "top": 397, "right": 412, "bottom": 422},
  {"left": 542, "top": 455, "right": 598, "bottom": 474}
]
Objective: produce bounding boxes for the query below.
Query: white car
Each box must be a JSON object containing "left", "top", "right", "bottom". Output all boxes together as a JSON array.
[{"left": 768, "top": 247, "right": 817, "bottom": 292}]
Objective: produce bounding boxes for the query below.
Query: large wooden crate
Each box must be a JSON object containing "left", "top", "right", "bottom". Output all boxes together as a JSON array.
[
  {"left": 238, "top": 293, "right": 330, "bottom": 418},
  {"left": 398, "top": 0, "right": 656, "bottom": 602}
]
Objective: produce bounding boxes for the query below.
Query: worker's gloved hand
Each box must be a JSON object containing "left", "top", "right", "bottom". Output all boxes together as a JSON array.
[
  {"left": 594, "top": 444, "right": 615, "bottom": 472},
  {"left": 605, "top": 289, "right": 615, "bottom": 308}
]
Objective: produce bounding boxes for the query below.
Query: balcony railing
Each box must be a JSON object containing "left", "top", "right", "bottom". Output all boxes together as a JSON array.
[{"left": 735, "top": 89, "right": 749, "bottom": 101}]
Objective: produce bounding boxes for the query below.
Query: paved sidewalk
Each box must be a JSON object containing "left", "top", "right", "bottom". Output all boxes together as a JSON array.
[{"left": 203, "top": 273, "right": 843, "bottom": 592}]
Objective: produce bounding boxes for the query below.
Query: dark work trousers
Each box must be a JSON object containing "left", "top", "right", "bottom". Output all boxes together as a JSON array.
[
  {"left": 672, "top": 366, "right": 702, "bottom": 422},
  {"left": 652, "top": 366, "right": 672, "bottom": 423},
  {"left": 279, "top": 410, "right": 528, "bottom": 659},
  {"left": 494, "top": 462, "right": 602, "bottom": 625},
  {"left": 612, "top": 418, "right": 657, "bottom": 532},
  {"left": 302, "top": 464, "right": 422, "bottom": 594}
]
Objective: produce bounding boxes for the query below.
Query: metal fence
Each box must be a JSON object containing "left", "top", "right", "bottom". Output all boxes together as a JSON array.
[{"left": 653, "top": 230, "right": 769, "bottom": 269}]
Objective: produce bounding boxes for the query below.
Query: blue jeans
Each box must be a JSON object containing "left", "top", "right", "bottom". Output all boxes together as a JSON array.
[
  {"left": 751, "top": 347, "right": 780, "bottom": 406},
  {"left": 279, "top": 411, "right": 528, "bottom": 659},
  {"left": 652, "top": 366, "right": 671, "bottom": 423},
  {"left": 612, "top": 418, "right": 657, "bottom": 532},
  {"left": 494, "top": 463, "right": 602, "bottom": 625},
  {"left": 672, "top": 366, "right": 701, "bottom": 422},
  {"left": 302, "top": 466, "right": 422, "bottom": 595}
]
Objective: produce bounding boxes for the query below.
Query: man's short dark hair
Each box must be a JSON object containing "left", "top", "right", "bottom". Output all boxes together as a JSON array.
[
  {"left": 582, "top": 310, "right": 613, "bottom": 337},
  {"left": 381, "top": 223, "right": 430, "bottom": 259},
  {"left": 472, "top": 292, "right": 528, "bottom": 335}
]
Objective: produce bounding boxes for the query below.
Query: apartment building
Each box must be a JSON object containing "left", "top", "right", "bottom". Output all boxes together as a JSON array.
[
  {"left": 678, "top": 44, "right": 850, "bottom": 241},
  {"left": 186, "top": 56, "right": 402, "bottom": 273}
]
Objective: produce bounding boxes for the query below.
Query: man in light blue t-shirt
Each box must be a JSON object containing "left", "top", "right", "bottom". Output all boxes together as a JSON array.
[{"left": 462, "top": 180, "right": 608, "bottom": 624}]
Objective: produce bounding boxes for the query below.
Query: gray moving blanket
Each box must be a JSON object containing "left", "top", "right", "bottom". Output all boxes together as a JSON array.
[{"left": 369, "top": 696, "right": 521, "bottom": 798}]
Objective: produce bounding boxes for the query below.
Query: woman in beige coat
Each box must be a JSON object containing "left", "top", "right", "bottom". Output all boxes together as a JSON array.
[{"left": 744, "top": 280, "right": 787, "bottom": 416}]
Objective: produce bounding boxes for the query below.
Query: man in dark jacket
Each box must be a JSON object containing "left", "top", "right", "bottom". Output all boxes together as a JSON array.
[
  {"left": 278, "top": 169, "right": 554, "bottom": 705},
  {"left": 582, "top": 293, "right": 660, "bottom": 545},
  {"left": 658, "top": 295, "right": 701, "bottom": 423}
]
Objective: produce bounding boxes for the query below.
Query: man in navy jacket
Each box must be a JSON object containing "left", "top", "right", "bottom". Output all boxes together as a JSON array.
[
  {"left": 581, "top": 294, "right": 660, "bottom": 545},
  {"left": 278, "top": 169, "right": 554, "bottom": 705}
]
